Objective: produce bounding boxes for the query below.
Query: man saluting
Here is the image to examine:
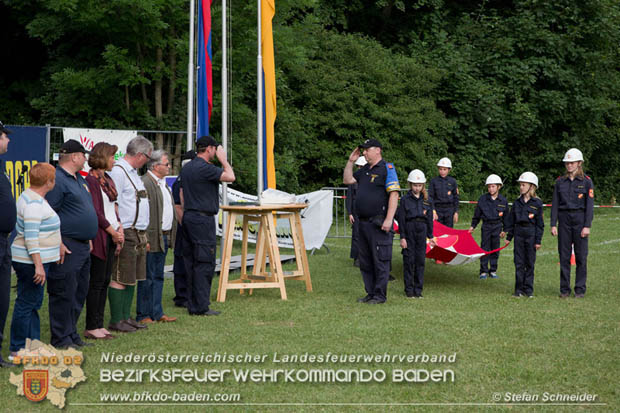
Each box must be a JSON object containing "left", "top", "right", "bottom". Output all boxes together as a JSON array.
[{"left": 343, "top": 139, "right": 400, "bottom": 304}]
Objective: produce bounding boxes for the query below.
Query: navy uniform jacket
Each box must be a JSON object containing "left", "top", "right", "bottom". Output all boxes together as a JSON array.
[
  {"left": 352, "top": 159, "right": 400, "bottom": 219},
  {"left": 505, "top": 196, "right": 544, "bottom": 244},
  {"left": 550, "top": 175, "right": 594, "bottom": 228},
  {"left": 470, "top": 193, "right": 508, "bottom": 230},
  {"left": 345, "top": 183, "right": 358, "bottom": 216},
  {"left": 0, "top": 159, "right": 16, "bottom": 233},
  {"left": 396, "top": 192, "right": 434, "bottom": 239},
  {"left": 180, "top": 157, "right": 223, "bottom": 215},
  {"left": 428, "top": 176, "right": 459, "bottom": 210}
]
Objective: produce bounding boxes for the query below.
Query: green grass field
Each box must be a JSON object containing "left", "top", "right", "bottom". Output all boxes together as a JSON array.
[{"left": 1, "top": 206, "right": 619, "bottom": 411}]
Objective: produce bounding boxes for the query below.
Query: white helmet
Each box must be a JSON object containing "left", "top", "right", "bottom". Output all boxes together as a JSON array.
[
  {"left": 355, "top": 156, "right": 367, "bottom": 166},
  {"left": 485, "top": 174, "right": 503, "bottom": 186},
  {"left": 517, "top": 171, "right": 538, "bottom": 187},
  {"left": 562, "top": 148, "right": 584, "bottom": 162},
  {"left": 437, "top": 157, "right": 452, "bottom": 168},
  {"left": 407, "top": 169, "right": 426, "bottom": 184}
]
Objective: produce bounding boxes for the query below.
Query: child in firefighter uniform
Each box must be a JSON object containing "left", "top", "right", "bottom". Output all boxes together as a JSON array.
[
  {"left": 505, "top": 172, "right": 544, "bottom": 297},
  {"left": 468, "top": 174, "right": 508, "bottom": 279},
  {"left": 397, "top": 169, "right": 436, "bottom": 298}
]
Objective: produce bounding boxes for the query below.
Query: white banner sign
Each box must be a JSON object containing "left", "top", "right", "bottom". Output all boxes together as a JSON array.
[
  {"left": 216, "top": 187, "right": 333, "bottom": 251},
  {"left": 62, "top": 128, "right": 137, "bottom": 172}
]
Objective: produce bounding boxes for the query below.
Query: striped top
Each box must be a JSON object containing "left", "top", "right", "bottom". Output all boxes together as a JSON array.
[{"left": 11, "top": 188, "right": 61, "bottom": 264}]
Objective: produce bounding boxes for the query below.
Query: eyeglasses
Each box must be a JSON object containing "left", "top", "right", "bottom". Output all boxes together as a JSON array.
[
  {"left": 158, "top": 162, "right": 170, "bottom": 167},
  {"left": 142, "top": 152, "right": 153, "bottom": 160}
]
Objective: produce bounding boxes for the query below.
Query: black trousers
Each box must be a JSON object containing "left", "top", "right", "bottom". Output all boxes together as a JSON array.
[
  {"left": 558, "top": 210, "right": 589, "bottom": 295},
  {"left": 86, "top": 235, "right": 115, "bottom": 330},
  {"left": 182, "top": 211, "right": 216, "bottom": 314},
  {"left": 402, "top": 221, "right": 427, "bottom": 296},
  {"left": 0, "top": 234, "right": 11, "bottom": 354},
  {"left": 358, "top": 220, "right": 393, "bottom": 302},
  {"left": 47, "top": 237, "right": 91, "bottom": 347},
  {"left": 436, "top": 206, "right": 455, "bottom": 228},
  {"left": 513, "top": 227, "right": 536, "bottom": 296},
  {"left": 173, "top": 221, "right": 189, "bottom": 306},
  {"left": 480, "top": 222, "right": 502, "bottom": 274},
  {"left": 350, "top": 215, "right": 360, "bottom": 260}
]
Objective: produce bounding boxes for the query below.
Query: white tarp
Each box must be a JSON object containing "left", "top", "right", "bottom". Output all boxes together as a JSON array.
[
  {"left": 62, "top": 128, "right": 137, "bottom": 172},
  {"left": 217, "top": 187, "right": 333, "bottom": 250}
]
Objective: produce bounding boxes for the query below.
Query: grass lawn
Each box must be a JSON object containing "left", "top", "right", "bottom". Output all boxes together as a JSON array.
[{"left": 1, "top": 206, "right": 618, "bottom": 411}]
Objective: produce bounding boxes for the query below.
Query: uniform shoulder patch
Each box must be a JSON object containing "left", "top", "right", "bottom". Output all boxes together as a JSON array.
[
  {"left": 586, "top": 175, "right": 591, "bottom": 180},
  {"left": 387, "top": 163, "right": 394, "bottom": 169},
  {"left": 589, "top": 188, "right": 594, "bottom": 198}
]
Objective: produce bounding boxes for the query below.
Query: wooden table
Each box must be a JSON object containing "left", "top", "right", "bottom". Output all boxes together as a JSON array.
[{"left": 216, "top": 204, "right": 313, "bottom": 302}]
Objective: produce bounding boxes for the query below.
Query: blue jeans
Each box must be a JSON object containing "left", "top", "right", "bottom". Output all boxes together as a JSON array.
[
  {"left": 137, "top": 235, "right": 168, "bottom": 321},
  {"left": 10, "top": 262, "right": 50, "bottom": 352}
]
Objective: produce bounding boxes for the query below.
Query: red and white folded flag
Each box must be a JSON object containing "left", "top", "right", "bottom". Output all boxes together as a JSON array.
[{"left": 425, "top": 221, "right": 508, "bottom": 265}]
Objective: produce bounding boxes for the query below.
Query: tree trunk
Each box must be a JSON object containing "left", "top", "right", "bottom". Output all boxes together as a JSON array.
[
  {"left": 136, "top": 42, "right": 149, "bottom": 106},
  {"left": 125, "top": 85, "right": 130, "bottom": 110},
  {"left": 173, "top": 132, "right": 184, "bottom": 174},
  {"left": 167, "top": 25, "right": 177, "bottom": 115},
  {"left": 155, "top": 47, "right": 164, "bottom": 148}
]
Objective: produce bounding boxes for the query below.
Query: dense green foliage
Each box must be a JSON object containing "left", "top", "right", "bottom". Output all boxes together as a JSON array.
[{"left": 2, "top": 0, "right": 619, "bottom": 201}]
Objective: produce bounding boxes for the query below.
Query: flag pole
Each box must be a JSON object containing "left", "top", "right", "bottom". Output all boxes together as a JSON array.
[
  {"left": 187, "top": 0, "right": 196, "bottom": 151},
  {"left": 257, "top": 0, "right": 263, "bottom": 201},
  {"left": 220, "top": 0, "right": 229, "bottom": 261}
]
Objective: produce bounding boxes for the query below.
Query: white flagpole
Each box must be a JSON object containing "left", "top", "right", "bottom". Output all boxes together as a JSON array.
[
  {"left": 220, "top": 0, "right": 229, "bottom": 261},
  {"left": 257, "top": 0, "right": 263, "bottom": 200},
  {"left": 187, "top": 0, "right": 196, "bottom": 151}
]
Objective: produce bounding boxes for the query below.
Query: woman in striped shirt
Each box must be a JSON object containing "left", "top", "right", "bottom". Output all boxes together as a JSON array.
[{"left": 9, "top": 163, "right": 60, "bottom": 356}]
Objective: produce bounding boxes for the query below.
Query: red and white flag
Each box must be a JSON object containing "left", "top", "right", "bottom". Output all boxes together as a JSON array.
[{"left": 425, "top": 221, "right": 508, "bottom": 265}]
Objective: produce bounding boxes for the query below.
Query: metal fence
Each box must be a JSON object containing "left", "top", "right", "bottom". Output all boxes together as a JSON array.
[
  {"left": 321, "top": 187, "right": 350, "bottom": 238},
  {"left": 48, "top": 126, "right": 190, "bottom": 175},
  {"left": 321, "top": 186, "right": 482, "bottom": 239},
  {"left": 322, "top": 185, "right": 620, "bottom": 240}
]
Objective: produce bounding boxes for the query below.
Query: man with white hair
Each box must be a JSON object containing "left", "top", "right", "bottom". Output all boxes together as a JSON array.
[
  {"left": 137, "top": 150, "right": 177, "bottom": 323},
  {"left": 108, "top": 135, "right": 153, "bottom": 333}
]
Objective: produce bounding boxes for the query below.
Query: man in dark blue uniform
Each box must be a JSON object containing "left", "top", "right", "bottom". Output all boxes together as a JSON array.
[
  {"left": 468, "top": 174, "right": 508, "bottom": 279},
  {"left": 550, "top": 148, "right": 594, "bottom": 298},
  {"left": 0, "top": 121, "right": 17, "bottom": 367},
  {"left": 46, "top": 140, "right": 98, "bottom": 348},
  {"left": 429, "top": 157, "right": 459, "bottom": 228},
  {"left": 344, "top": 139, "right": 400, "bottom": 304},
  {"left": 172, "top": 150, "right": 196, "bottom": 308},
  {"left": 180, "top": 137, "right": 235, "bottom": 316},
  {"left": 346, "top": 156, "right": 367, "bottom": 267}
]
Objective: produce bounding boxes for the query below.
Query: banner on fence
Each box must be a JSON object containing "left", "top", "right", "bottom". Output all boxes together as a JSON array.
[
  {"left": 62, "top": 128, "right": 137, "bottom": 172},
  {"left": 0, "top": 125, "right": 47, "bottom": 199}
]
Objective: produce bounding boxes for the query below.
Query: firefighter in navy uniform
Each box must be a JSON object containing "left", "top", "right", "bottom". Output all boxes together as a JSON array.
[
  {"left": 396, "top": 169, "right": 436, "bottom": 298},
  {"left": 343, "top": 139, "right": 400, "bottom": 304},
  {"left": 504, "top": 172, "right": 544, "bottom": 298},
  {"left": 346, "top": 156, "right": 367, "bottom": 267},
  {"left": 468, "top": 174, "right": 508, "bottom": 279},
  {"left": 180, "top": 136, "right": 235, "bottom": 316},
  {"left": 0, "top": 122, "right": 17, "bottom": 368},
  {"left": 429, "top": 157, "right": 459, "bottom": 228},
  {"left": 550, "top": 148, "right": 594, "bottom": 298},
  {"left": 171, "top": 150, "right": 196, "bottom": 308}
]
